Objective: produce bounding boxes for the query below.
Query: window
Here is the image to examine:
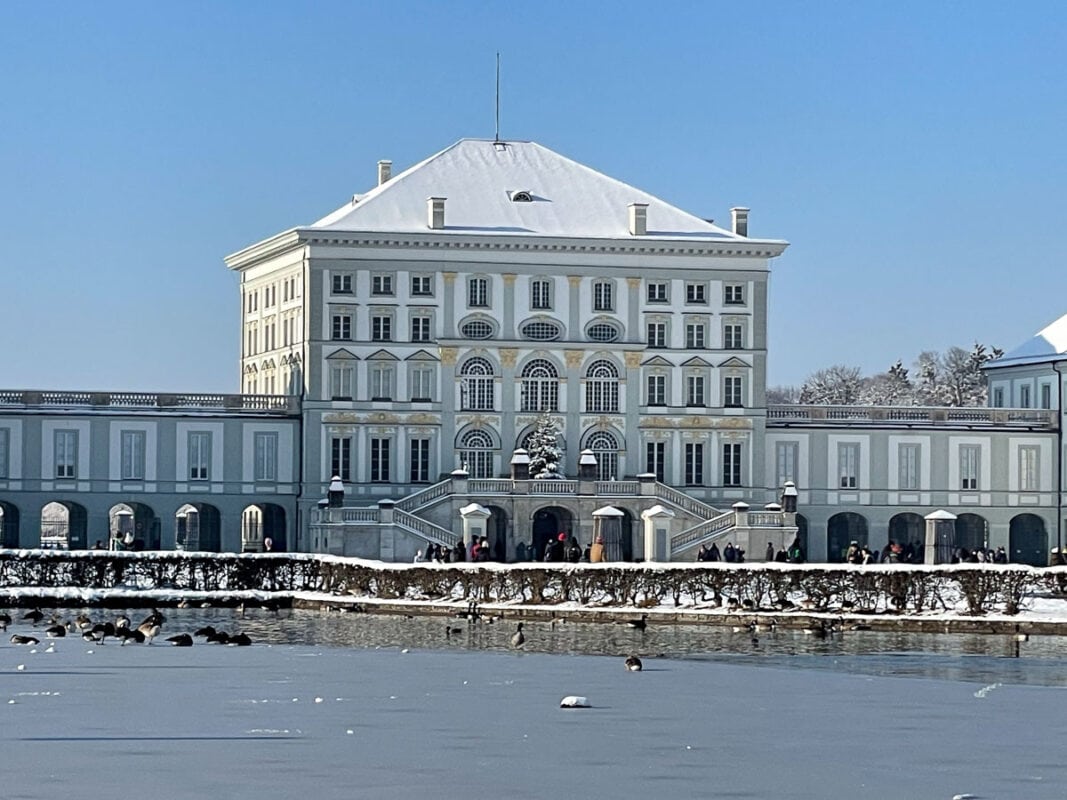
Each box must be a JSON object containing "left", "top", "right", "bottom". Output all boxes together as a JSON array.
[
  {"left": 330, "top": 436, "right": 352, "bottom": 482},
  {"left": 1041, "top": 384, "right": 1052, "bottom": 410},
  {"left": 460, "top": 430, "right": 494, "bottom": 478},
  {"left": 371, "top": 313, "right": 393, "bottom": 342},
  {"left": 685, "top": 322, "right": 706, "bottom": 349},
  {"left": 120, "top": 431, "right": 145, "bottom": 480},
  {"left": 520, "top": 320, "right": 562, "bottom": 341},
  {"left": 370, "top": 438, "right": 391, "bottom": 483},
  {"left": 593, "top": 280, "right": 614, "bottom": 312},
  {"left": 587, "top": 321, "right": 620, "bottom": 342},
  {"left": 898, "top": 444, "right": 920, "bottom": 490},
  {"left": 332, "top": 274, "right": 353, "bottom": 294},
  {"left": 723, "top": 442, "right": 742, "bottom": 487},
  {"left": 647, "top": 374, "right": 667, "bottom": 406},
  {"left": 521, "top": 359, "right": 560, "bottom": 411},
  {"left": 188, "top": 432, "right": 210, "bottom": 481},
  {"left": 992, "top": 387, "right": 1004, "bottom": 408},
  {"left": 724, "top": 324, "right": 744, "bottom": 350},
  {"left": 1019, "top": 445, "right": 1039, "bottom": 492},
  {"left": 685, "top": 375, "right": 705, "bottom": 407},
  {"left": 838, "top": 443, "right": 859, "bottom": 489},
  {"left": 411, "top": 275, "right": 433, "bottom": 296},
  {"left": 468, "top": 277, "right": 489, "bottom": 307},
  {"left": 531, "top": 279, "right": 552, "bottom": 310},
  {"left": 331, "top": 313, "right": 352, "bottom": 341},
  {"left": 460, "top": 319, "right": 495, "bottom": 339},
  {"left": 254, "top": 432, "right": 278, "bottom": 482},
  {"left": 685, "top": 282, "right": 706, "bottom": 304},
  {"left": 684, "top": 443, "right": 704, "bottom": 486},
  {"left": 1020, "top": 385, "right": 1031, "bottom": 409},
  {"left": 647, "top": 282, "right": 668, "bottom": 303},
  {"left": 410, "top": 366, "right": 434, "bottom": 402},
  {"left": 587, "top": 431, "right": 619, "bottom": 482},
  {"left": 960, "top": 445, "right": 980, "bottom": 490},
  {"left": 411, "top": 316, "right": 432, "bottom": 342},
  {"left": 585, "top": 361, "right": 619, "bottom": 413},
  {"left": 330, "top": 361, "right": 354, "bottom": 400},
  {"left": 55, "top": 430, "right": 77, "bottom": 479},
  {"left": 775, "top": 442, "right": 797, "bottom": 486},
  {"left": 724, "top": 284, "right": 744, "bottom": 305},
  {"left": 647, "top": 321, "right": 667, "bottom": 349},
  {"left": 0, "top": 428, "right": 9, "bottom": 479},
  {"left": 460, "top": 358, "right": 495, "bottom": 411},
  {"left": 646, "top": 441, "right": 666, "bottom": 482},
  {"left": 724, "top": 375, "right": 743, "bottom": 408},
  {"left": 370, "top": 364, "right": 394, "bottom": 401},
  {"left": 410, "top": 438, "right": 431, "bottom": 483},
  {"left": 371, "top": 274, "right": 394, "bottom": 296}
]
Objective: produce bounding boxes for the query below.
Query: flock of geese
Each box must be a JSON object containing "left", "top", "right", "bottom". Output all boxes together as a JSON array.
[{"left": 3, "top": 608, "right": 252, "bottom": 648}]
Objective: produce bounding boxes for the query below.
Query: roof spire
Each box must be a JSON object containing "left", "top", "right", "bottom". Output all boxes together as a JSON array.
[{"left": 494, "top": 52, "right": 501, "bottom": 143}]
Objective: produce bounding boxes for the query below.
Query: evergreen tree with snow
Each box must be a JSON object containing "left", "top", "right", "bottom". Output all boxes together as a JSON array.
[{"left": 527, "top": 412, "right": 565, "bottom": 479}]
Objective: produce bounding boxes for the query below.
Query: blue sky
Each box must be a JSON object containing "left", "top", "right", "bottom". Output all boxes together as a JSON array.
[{"left": 3, "top": 1, "right": 1065, "bottom": 392}]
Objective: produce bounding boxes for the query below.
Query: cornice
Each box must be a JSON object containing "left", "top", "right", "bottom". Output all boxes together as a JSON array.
[{"left": 224, "top": 229, "right": 305, "bottom": 272}]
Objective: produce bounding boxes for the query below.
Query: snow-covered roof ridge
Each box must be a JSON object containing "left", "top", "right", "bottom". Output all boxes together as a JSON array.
[
  {"left": 308, "top": 138, "right": 780, "bottom": 243},
  {"left": 986, "top": 311, "right": 1067, "bottom": 368}
]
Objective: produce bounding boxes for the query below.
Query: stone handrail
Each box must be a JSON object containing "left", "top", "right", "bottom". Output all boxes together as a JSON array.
[
  {"left": 767, "top": 404, "right": 1057, "bottom": 429},
  {"left": 747, "top": 510, "right": 784, "bottom": 527},
  {"left": 340, "top": 508, "right": 379, "bottom": 523},
  {"left": 395, "top": 478, "right": 454, "bottom": 511},
  {"left": 393, "top": 508, "right": 454, "bottom": 547},
  {"left": 595, "top": 481, "right": 640, "bottom": 494},
  {"left": 467, "top": 479, "right": 513, "bottom": 494},
  {"left": 670, "top": 509, "right": 737, "bottom": 550},
  {"left": 0, "top": 390, "right": 297, "bottom": 414},
  {"left": 529, "top": 480, "right": 578, "bottom": 494},
  {"left": 654, "top": 483, "right": 722, "bottom": 518}
]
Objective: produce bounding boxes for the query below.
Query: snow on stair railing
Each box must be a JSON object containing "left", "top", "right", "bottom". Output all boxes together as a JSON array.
[
  {"left": 394, "top": 478, "right": 454, "bottom": 512},
  {"left": 653, "top": 483, "right": 721, "bottom": 519},
  {"left": 393, "top": 508, "right": 454, "bottom": 547},
  {"left": 670, "top": 510, "right": 736, "bottom": 551}
]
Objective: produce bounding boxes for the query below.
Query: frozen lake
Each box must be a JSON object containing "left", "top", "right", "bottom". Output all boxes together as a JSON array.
[{"left": 4, "top": 608, "right": 1067, "bottom": 799}]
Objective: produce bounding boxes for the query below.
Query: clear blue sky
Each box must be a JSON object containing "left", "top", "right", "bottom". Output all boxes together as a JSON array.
[{"left": 4, "top": 1, "right": 1065, "bottom": 392}]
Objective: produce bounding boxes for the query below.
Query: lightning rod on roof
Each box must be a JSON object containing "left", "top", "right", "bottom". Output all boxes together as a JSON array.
[{"left": 494, "top": 52, "right": 501, "bottom": 143}]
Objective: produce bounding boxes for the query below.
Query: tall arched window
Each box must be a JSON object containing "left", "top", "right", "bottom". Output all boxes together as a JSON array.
[
  {"left": 521, "top": 359, "right": 559, "bottom": 411},
  {"left": 585, "top": 360, "right": 619, "bottom": 413},
  {"left": 587, "top": 430, "right": 620, "bottom": 482},
  {"left": 460, "top": 430, "right": 495, "bottom": 479},
  {"left": 460, "top": 357, "right": 495, "bottom": 411}
]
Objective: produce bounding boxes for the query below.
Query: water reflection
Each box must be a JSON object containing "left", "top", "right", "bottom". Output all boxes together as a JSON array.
[{"left": 122, "top": 606, "right": 1067, "bottom": 687}]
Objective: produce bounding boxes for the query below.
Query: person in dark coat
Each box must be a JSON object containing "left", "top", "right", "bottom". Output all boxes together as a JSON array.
[
  {"left": 697, "top": 544, "right": 709, "bottom": 562},
  {"left": 724, "top": 543, "right": 736, "bottom": 563},
  {"left": 566, "top": 536, "right": 582, "bottom": 563},
  {"left": 765, "top": 542, "right": 775, "bottom": 562},
  {"left": 551, "top": 533, "right": 567, "bottom": 562},
  {"left": 707, "top": 542, "right": 721, "bottom": 562}
]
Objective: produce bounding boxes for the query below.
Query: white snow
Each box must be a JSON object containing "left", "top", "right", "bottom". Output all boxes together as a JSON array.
[{"left": 990, "top": 311, "right": 1067, "bottom": 366}]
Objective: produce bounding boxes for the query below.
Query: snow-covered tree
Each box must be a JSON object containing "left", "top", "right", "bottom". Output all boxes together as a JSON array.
[
  {"left": 798, "top": 365, "right": 863, "bottom": 405},
  {"left": 915, "top": 343, "right": 1003, "bottom": 407},
  {"left": 766, "top": 384, "right": 802, "bottom": 404},
  {"left": 860, "top": 360, "right": 915, "bottom": 405},
  {"left": 526, "top": 412, "right": 565, "bottom": 479}
]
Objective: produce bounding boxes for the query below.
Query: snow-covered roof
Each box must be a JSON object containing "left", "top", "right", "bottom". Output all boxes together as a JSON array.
[
  {"left": 985, "top": 312, "right": 1067, "bottom": 369},
  {"left": 308, "top": 139, "right": 775, "bottom": 243}
]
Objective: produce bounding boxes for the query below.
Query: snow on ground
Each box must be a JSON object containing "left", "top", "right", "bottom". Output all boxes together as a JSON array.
[{"left": 3, "top": 623, "right": 1067, "bottom": 800}]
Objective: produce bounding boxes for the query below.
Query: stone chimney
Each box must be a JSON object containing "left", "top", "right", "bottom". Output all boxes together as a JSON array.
[
  {"left": 377, "top": 160, "right": 392, "bottom": 186},
  {"left": 731, "top": 207, "right": 750, "bottom": 237},
  {"left": 427, "top": 197, "right": 446, "bottom": 230},
  {"left": 628, "top": 203, "right": 648, "bottom": 236}
]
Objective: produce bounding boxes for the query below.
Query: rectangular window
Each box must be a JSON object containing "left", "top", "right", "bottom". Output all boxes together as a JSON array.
[
  {"left": 722, "top": 442, "right": 742, "bottom": 487},
  {"left": 838, "top": 443, "right": 859, "bottom": 489},
  {"left": 55, "top": 430, "right": 77, "bottom": 479},
  {"left": 647, "top": 374, "right": 667, "bottom": 406},
  {"left": 724, "top": 375, "right": 743, "bottom": 407},
  {"left": 992, "top": 387, "right": 1004, "bottom": 408},
  {"left": 685, "top": 323, "right": 706, "bottom": 349},
  {"left": 1040, "top": 384, "right": 1052, "bottom": 410},
  {"left": 724, "top": 284, "right": 744, "bottom": 305},
  {"left": 684, "top": 443, "right": 704, "bottom": 486},
  {"left": 330, "top": 362, "right": 353, "bottom": 400},
  {"left": 531, "top": 279, "right": 552, "bottom": 310},
  {"left": 645, "top": 441, "right": 666, "bottom": 482},
  {"left": 370, "top": 365, "right": 394, "bottom": 401},
  {"left": 254, "top": 432, "right": 278, "bottom": 482},
  {"left": 411, "top": 275, "right": 433, "bottom": 296},
  {"left": 330, "top": 436, "right": 352, "bottom": 482},
  {"left": 898, "top": 443, "right": 920, "bottom": 490},
  {"left": 468, "top": 277, "right": 489, "bottom": 307},
  {"left": 119, "top": 431, "right": 146, "bottom": 480},
  {"left": 410, "top": 316, "right": 432, "bottom": 342},
  {"left": 332, "top": 274, "right": 353, "bottom": 294},
  {"left": 1020, "top": 445, "right": 1040, "bottom": 492},
  {"left": 410, "top": 366, "right": 434, "bottom": 401},
  {"left": 371, "top": 274, "right": 394, "bottom": 296},
  {"left": 647, "top": 322, "right": 667, "bottom": 349},
  {"left": 685, "top": 375, "right": 705, "bottom": 407},
  {"left": 775, "top": 442, "right": 797, "bottom": 486},
  {"left": 685, "top": 282, "right": 706, "bottom": 304},
  {"left": 331, "top": 313, "right": 352, "bottom": 341},
  {"left": 593, "top": 281, "right": 614, "bottom": 312},
  {"left": 960, "top": 444, "right": 980, "bottom": 490},
  {"left": 1020, "top": 385, "right": 1031, "bottom": 409},
  {"left": 724, "top": 324, "right": 744, "bottom": 350},
  {"left": 370, "top": 438, "right": 391, "bottom": 483},
  {"left": 646, "top": 281, "right": 668, "bottom": 303},
  {"left": 410, "top": 438, "right": 430, "bottom": 483},
  {"left": 0, "top": 428, "right": 8, "bottom": 479},
  {"left": 188, "top": 432, "right": 210, "bottom": 481},
  {"left": 371, "top": 314, "right": 392, "bottom": 342}
]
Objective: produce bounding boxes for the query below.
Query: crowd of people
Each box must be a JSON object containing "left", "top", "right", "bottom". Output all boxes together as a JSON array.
[{"left": 696, "top": 536, "right": 806, "bottom": 564}]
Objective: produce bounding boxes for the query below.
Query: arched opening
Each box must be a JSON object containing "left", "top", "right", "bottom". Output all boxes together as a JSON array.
[
  {"left": 584, "top": 429, "right": 621, "bottom": 482},
  {"left": 242, "top": 503, "right": 287, "bottom": 552},
  {"left": 794, "top": 513, "right": 809, "bottom": 560},
  {"left": 0, "top": 501, "right": 20, "bottom": 548},
  {"left": 40, "top": 501, "right": 88, "bottom": 550},
  {"left": 617, "top": 507, "right": 635, "bottom": 562},
  {"left": 458, "top": 429, "right": 497, "bottom": 479},
  {"left": 827, "top": 512, "right": 868, "bottom": 563},
  {"left": 889, "top": 513, "right": 925, "bottom": 553},
  {"left": 955, "top": 513, "right": 988, "bottom": 557},
  {"left": 109, "top": 502, "right": 160, "bottom": 550},
  {"left": 530, "top": 505, "right": 575, "bottom": 561},
  {"left": 484, "top": 504, "right": 509, "bottom": 562},
  {"left": 175, "top": 503, "right": 221, "bottom": 552},
  {"left": 1009, "top": 514, "right": 1047, "bottom": 566}
]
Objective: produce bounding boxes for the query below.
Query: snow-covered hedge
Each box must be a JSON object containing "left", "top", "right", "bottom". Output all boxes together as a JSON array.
[{"left": 2, "top": 550, "right": 1065, "bottom": 616}]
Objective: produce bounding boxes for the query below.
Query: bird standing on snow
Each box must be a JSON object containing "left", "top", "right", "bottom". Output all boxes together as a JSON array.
[
  {"left": 624, "top": 655, "right": 643, "bottom": 671},
  {"left": 0, "top": 612, "right": 10, "bottom": 631},
  {"left": 510, "top": 622, "right": 525, "bottom": 648}
]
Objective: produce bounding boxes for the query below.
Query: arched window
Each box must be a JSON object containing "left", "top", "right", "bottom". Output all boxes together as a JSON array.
[
  {"left": 586, "top": 430, "right": 620, "bottom": 482},
  {"left": 460, "top": 357, "right": 495, "bottom": 411},
  {"left": 460, "top": 430, "right": 495, "bottom": 479},
  {"left": 521, "top": 359, "right": 559, "bottom": 411},
  {"left": 585, "top": 360, "right": 619, "bottom": 413}
]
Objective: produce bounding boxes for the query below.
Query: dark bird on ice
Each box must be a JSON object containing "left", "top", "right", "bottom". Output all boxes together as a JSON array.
[
  {"left": 624, "top": 655, "right": 643, "bottom": 671},
  {"left": 166, "top": 633, "right": 194, "bottom": 647}
]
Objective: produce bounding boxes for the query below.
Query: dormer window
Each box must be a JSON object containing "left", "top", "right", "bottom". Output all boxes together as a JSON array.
[{"left": 509, "top": 190, "right": 534, "bottom": 203}]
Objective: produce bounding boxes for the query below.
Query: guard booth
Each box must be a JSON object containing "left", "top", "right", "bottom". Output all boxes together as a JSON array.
[
  {"left": 924, "top": 510, "right": 957, "bottom": 564},
  {"left": 592, "top": 506, "right": 624, "bottom": 561}
]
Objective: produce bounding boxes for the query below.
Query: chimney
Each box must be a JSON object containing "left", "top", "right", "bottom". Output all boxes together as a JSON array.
[
  {"left": 628, "top": 202, "right": 648, "bottom": 236},
  {"left": 427, "top": 197, "right": 446, "bottom": 230},
  {"left": 731, "top": 207, "right": 750, "bottom": 237},
  {"left": 377, "top": 160, "right": 392, "bottom": 186}
]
